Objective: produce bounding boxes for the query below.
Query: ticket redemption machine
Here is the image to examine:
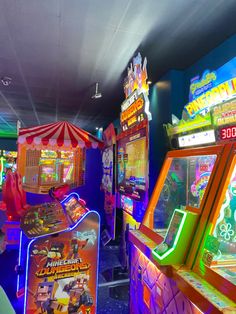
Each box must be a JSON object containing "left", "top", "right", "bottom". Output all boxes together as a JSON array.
[
  {"left": 129, "top": 58, "right": 236, "bottom": 313},
  {"left": 17, "top": 192, "right": 100, "bottom": 314},
  {"left": 0, "top": 150, "right": 17, "bottom": 189},
  {"left": 117, "top": 53, "right": 151, "bottom": 266}
]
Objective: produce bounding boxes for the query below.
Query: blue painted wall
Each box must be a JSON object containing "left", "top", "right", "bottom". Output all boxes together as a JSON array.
[
  {"left": 148, "top": 33, "right": 236, "bottom": 195},
  {"left": 148, "top": 70, "right": 184, "bottom": 195},
  {"left": 0, "top": 138, "right": 17, "bottom": 151}
]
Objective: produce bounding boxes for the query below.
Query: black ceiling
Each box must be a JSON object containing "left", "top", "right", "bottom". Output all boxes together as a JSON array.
[{"left": 0, "top": 0, "right": 236, "bottom": 135}]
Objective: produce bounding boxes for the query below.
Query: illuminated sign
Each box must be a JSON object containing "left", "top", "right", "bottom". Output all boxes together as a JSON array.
[
  {"left": 185, "top": 77, "right": 236, "bottom": 118},
  {"left": 190, "top": 70, "right": 217, "bottom": 98},
  {"left": 120, "top": 53, "right": 152, "bottom": 131},
  {"left": 41, "top": 150, "right": 58, "bottom": 158},
  {"left": 212, "top": 100, "right": 236, "bottom": 126},
  {"left": 61, "top": 151, "right": 74, "bottom": 159},
  {"left": 219, "top": 125, "right": 236, "bottom": 141},
  {"left": 120, "top": 92, "right": 151, "bottom": 131},
  {"left": 123, "top": 52, "right": 149, "bottom": 98},
  {"left": 165, "top": 113, "right": 211, "bottom": 136},
  {"left": 185, "top": 57, "right": 236, "bottom": 118},
  {"left": 178, "top": 130, "right": 215, "bottom": 148},
  {"left": 3, "top": 150, "right": 17, "bottom": 158}
]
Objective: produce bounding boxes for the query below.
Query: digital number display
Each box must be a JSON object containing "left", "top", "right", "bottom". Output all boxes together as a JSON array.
[{"left": 220, "top": 126, "right": 236, "bottom": 140}]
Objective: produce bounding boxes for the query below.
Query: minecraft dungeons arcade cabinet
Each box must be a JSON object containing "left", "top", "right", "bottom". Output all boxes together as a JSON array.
[{"left": 19, "top": 192, "right": 100, "bottom": 314}]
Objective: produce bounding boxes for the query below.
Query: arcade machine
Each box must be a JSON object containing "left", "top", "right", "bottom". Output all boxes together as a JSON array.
[
  {"left": 117, "top": 52, "right": 152, "bottom": 266},
  {"left": 0, "top": 150, "right": 17, "bottom": 190},
  {"left": 101, "top": 123, "right": 117, "bottom": 245},
  {"left": 17, "top": 187, "right": 100, "bottom": 314},
  {"left": 17, "top": 121, "right": 103, "bottom": 194},
  {"left": 129, "top": 58, "right": 236, "bottom": 313}
]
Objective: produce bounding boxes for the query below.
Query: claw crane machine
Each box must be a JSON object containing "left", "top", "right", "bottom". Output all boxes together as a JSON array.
[
  {"left": 116, "top": 53, "right": 152, "bottom": 266},
  {"left": 129, "top": 57, "right": 236, "bottom": 313}
]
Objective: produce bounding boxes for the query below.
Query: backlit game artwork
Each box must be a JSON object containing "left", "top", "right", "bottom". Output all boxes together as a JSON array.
[
  {"left": 189, "top": 155, "right": 217, "bottom": 207},
  {"left": 206, "top": 163, "right": 236, "bottom": 285},
  {"left": 61, "top": 194, "right": 88, "bottom": 225},
  {"left": 24, "top": 212, "right": 99, "bottom": 314},
  {"left": 117, "top": 128, "right": 147, "bottom": 202},
  {"left": 0, "top": 150, "right": 17, "bottom": 189},
  {"left": 153, "top": 155, "right": 217, "bottom": 231},
  {"left": 21, "top": 202, "right": 68, "bottom": 238}
]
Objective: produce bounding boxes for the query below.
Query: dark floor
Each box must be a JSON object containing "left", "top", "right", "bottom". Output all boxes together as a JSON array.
[
  {"left": 0, "top": 245, "right": 129, "bottom": 314},
  {"left": 98, "top": 245, "right": 129, "bottom": 314}
]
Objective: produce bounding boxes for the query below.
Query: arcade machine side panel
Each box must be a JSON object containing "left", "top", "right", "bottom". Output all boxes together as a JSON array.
[
  {"left": 24, "top": 211, "right": 100, "bottom": 314},
  {"left": 101, "top": 123, "right": 117, "bottom": 244},
  {"left": 117, "top": 124, "right": 149, "bottom": 266},
  {"left": 193, "top": 144, "right": 236, "bottom": 303}
]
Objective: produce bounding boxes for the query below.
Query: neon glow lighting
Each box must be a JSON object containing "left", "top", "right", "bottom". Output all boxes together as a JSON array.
[
  {"left": 220, "top": 125, "right": 236, "bottom": 140},
  {"left": 178, "top": 130, "right": 215, "bottom": 148},
  {"left": 152, "top": 209, "right": 187, "bottom": 260},
  {"left": 16, "top": 231, "right": 23, "bottom": 292},
  {"left": 0, "top": 156, "right": 4, "bottom": 185}
]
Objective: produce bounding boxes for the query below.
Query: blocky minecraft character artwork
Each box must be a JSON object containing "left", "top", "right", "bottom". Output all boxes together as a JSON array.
[
  {"left": 67, "top": 237, "right": 89, "bottom": 259},
  {"left": 35, "top": 280, "right": 67, "bottom": 314},
  {"left": 32, "top": 241, "right": 64, "bottom": 266},
  {"left": 63, "top": 273, "right": 93, "bottom": 313}
]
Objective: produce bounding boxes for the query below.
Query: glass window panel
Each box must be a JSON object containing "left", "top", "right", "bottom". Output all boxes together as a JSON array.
[
  {"left": 152, "top": 155, "right": 217, "bottom": 236},
  {"left": 209, "top": 163, "right": 236, "bottom": 285}
]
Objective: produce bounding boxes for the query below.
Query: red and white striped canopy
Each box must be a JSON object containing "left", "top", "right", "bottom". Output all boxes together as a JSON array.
[{"left": 18, "top": 121, "right": 103, "bottom": 149}]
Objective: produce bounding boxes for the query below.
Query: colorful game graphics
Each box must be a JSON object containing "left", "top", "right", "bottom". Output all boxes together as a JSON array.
[
  {"left": 20, "top": 202, "right": 68, "bottom": 238},
  {"left": 0, "top": 150, "right": 17, "bottom": 189},
  {"left": 204, "top": 164, "right": 236, "bottom": 280},
  {"left": 117, "top": 128, "right": 148, "bottom": 202},
  {"left": 24, "top": 211, "right": 99, "bottom": 314},
  {"left": 189, "top": 155, "right": 216, "bottom": 206}
]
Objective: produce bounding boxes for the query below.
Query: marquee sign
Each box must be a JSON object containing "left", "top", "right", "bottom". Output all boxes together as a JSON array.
[
  {"left": 121, "top": 53, "right": 152, "bottom": 132},
  {"left": 185, "top": 57, "right": 236, "bottom": 118}
]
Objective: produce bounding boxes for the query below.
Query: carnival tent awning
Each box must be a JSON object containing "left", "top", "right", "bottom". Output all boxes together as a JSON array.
[{"left": 18, "top": 121, "right": 103, "bottom": 149}]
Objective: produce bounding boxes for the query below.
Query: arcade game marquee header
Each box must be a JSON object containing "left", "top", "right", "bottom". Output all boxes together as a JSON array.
[{"left": 129, "top": 57, "right": 236, "bottom": 313}]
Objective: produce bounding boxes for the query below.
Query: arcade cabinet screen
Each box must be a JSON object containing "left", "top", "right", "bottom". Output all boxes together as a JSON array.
[
  {"left": 63, "top": 196, "right": 87, "bottom": 224},
  {"left": 40, "top": 165, "right": 58, "bottom": 184},
  {"left": 152, "top": 155, "right": 217, "bottom": 236},
  {"left": 209, "top": 162, "right": 236, "bottom": 285},
  {"left": 125, "top": 137, "right": 146, "bottom": 187},
  {"left": 62, "top": 162, "right": 74, "bottom": 183},
  {"left": 118, "top": 136, "right": 147, "bottom": 201}
]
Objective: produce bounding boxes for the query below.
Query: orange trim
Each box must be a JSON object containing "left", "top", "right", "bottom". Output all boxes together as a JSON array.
[
  {"left": 191, "top": 143, "right": 236, "bottom": 301},
  {"left": 194, "top": 265, "right": 236, "bottom": 303},
  {"left": 142, "top": 156, "right": 172, "bottom": 227},
  {"left": 186, "top": 144, "right": 232, "bottom": 268},
  {"left": 173, "top": 270, "right": 223, "bottom": 314},
  {"left": 140, "top": 224, "right": 163, "bottom": 244}
]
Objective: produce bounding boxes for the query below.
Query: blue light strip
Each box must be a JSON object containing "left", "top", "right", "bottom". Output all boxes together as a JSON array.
[
  {"left": 23, "top": 209, "right": 101, "bottom": 314},
  {"left": 16, "top": 231, "right": 23, "bottom": 293}
]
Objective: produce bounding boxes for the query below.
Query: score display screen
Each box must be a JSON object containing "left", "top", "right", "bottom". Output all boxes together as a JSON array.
[{"left": 220, "top": 126, "right": 236, "bottom": 140}]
